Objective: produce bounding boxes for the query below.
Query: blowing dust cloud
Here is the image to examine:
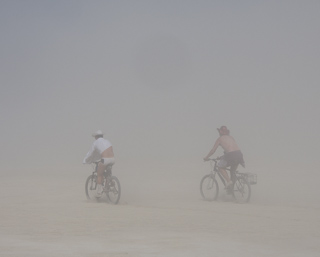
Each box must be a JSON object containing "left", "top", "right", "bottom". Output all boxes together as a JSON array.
[{"left": 1, "top": 1, "right": 320, "bottom": 256}]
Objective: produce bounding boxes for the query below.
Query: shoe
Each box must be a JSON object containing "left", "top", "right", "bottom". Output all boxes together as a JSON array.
[{"left": 96, "top": 184, "right": 103, "bottom": 198}]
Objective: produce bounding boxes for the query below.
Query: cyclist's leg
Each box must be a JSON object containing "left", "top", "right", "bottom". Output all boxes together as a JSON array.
[
  {"left": 230, "top": 164, "right": 239, "bottom": 183},
  {"left": 102, "top": 158, "right": 115, "bottom": 187},
  {"left": 97, "top": 162, "right": 105, "bottom": 184},
  {"left": 217, "top": 157, "right": 232, "bottom": 185},
  {"left": 219, "top": 168, "right": 232, "bottom": 185},
  {"left": 95, "top": 162, "right": 106, "bottom": 197}
]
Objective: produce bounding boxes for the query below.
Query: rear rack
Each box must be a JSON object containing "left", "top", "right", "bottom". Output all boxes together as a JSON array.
[{"left": 239, "top": 172, "right": 257, "bottom": 185}]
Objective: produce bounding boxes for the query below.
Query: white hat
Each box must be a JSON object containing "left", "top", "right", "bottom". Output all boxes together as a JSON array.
[{"left": 92, "top": 130, "right": 104, "bottom": 137}]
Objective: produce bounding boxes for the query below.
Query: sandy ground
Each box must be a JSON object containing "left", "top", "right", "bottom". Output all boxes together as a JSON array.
[{"left": 1, "top": 166, "right": 320, "bottom": 257}]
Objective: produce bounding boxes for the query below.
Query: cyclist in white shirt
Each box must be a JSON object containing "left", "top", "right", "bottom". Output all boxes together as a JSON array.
[{"left": 83, "top": 130, "right": 115, "bottom": 197}]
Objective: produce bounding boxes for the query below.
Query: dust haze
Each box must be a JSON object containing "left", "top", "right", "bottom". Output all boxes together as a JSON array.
[{"left": 1, "top": 1, "right": 320, "bottom": 256}]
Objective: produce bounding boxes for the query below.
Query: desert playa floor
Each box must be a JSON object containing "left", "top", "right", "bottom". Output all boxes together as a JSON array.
[{"left": 1, "top": 169, "right": 320, "bottom": 257}]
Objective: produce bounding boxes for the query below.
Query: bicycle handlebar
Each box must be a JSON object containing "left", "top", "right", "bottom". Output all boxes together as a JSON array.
[{"left": 205, "top": 157, "right": 220, "bottom": 162}]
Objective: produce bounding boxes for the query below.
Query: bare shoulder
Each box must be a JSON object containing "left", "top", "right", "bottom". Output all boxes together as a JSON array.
[
  {"left": 220, "top": 135, "right": 236, "bottom": 144},
  {"left": 215, "top": 136, "right": 222, "bottom": 144},
  {"left": 228, "top": 135, "right": 236, "bottom": 141},
  {"left": 226, "top": 135, "right": 235, "bottom": 139},
  {"left": 219, "top": 135, "right": 228, "bottom": 141}
]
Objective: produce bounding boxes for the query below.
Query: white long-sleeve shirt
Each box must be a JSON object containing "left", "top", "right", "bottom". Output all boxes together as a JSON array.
[{"left": 83, "top": 138, "right": 112, "bottom": 164}]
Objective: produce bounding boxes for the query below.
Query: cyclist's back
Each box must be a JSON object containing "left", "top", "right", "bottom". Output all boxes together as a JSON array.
[{"left": 218, "top": 135, "right": 240, "bottom": 153}]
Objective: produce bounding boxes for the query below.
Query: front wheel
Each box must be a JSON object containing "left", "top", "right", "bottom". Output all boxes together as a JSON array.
[
  {"left": 85, "top": 174, "right": 98, "bottom": 200},
  {"left": 200, "top": 174, "right": 219, "bottom": 201},
  {"left": 106, "top": 176, "right": 121, "bottom": 204},
  {"left": 232, "top": 176, "right": 251, "bottom": 203}
]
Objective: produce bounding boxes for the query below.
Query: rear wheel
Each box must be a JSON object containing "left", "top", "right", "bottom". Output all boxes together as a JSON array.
[
  {"left": 232, "top": 176, "right": 251, "bottom": 203},
  {"left": 85, "top": 174, "right": 98, "bottom": 200},
  {"left": 200, "top": 174, "right": 219, "bottom": 201},
  {"left": 106, "top": 176, "right": 121, "bottom": 204}
]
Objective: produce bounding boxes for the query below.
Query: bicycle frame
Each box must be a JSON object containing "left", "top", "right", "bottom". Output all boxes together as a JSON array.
[
  {"left": 201, "top": 158, "right": 252, "bottom": 203},
  {"left": 85, "top": 160, "right": 121, "bottom": 204},
  {"left": 208, "top": 158, "right": 235, "bottom": 187},
  {"left": 90, "top": 161, "right": 113, "bottom": 178}
]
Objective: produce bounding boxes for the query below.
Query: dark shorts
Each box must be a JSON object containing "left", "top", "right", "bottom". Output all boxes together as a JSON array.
[{"left": 217, "top": 150, "right": 245, "bottom": 171}]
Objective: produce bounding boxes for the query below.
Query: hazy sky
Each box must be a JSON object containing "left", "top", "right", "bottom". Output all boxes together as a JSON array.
[{"left": 1, "top": 1, "right": 319, "bottom": 175}]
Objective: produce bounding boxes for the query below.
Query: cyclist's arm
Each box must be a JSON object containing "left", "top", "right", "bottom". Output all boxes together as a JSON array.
[
  {"left": 83, "top": 143, "right": 96, "bottom": 164},
  {"left": 204, "top": 138, "right": 220, "bottom": 160}
]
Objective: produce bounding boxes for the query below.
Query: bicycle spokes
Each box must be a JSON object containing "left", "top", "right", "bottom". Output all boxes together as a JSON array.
[
  {"left": 90, "top": 179, "right": 96, "bottom": 190},
  {"left": 206, "top": 178, "right": 215, "bottom": 190},
  {"left": 200, "top": 175, "right": 219, "bottom": 201},
  {"left": 232, "top": 178, "right": 251, "bottom": 203}
]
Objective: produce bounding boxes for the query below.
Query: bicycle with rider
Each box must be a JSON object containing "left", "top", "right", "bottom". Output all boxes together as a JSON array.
[
  {"left": 203, "top": 126, "right": 245, "bottom": 189},
  {"left": 83, "top": 130, "right": 115, "bottom": 198}
]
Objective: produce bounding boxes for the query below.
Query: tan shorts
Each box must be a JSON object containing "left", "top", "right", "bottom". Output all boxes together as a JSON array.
[{"left": 101, "top": 157, "right": 115, "bottom": 167}]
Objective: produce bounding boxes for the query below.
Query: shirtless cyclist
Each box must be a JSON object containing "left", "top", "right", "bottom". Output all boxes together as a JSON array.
[{"left": 203, "top": 126, "right": 245, "bottom": 188}]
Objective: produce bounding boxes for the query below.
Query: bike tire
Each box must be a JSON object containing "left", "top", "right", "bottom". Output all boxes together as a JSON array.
[
  {"left": 232, "top": 176, "right": 251, "bottom": 203},
  {"left": 106, "top": 176, "right": 121, "bottom": 204},
  {"left": 85, "top": 174, "right": 98, "bottom": 200},
  {"left": 200, "top": 174, "right": 219, "bottom": 201}
]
